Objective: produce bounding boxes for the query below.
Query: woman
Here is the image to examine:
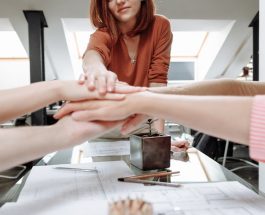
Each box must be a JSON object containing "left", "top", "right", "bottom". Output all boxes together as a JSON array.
[
  {"left": 0, "top": 80, "right": 142, "bottom": 171},
  {"left": 54, "top": 90, "right": 265, "bottom": 162},
  {"left": 83, "top": 0, "right": 172, "bottom": 93},
  {"left": 83, "top": 0, "right": 172, "bottom": 132}
]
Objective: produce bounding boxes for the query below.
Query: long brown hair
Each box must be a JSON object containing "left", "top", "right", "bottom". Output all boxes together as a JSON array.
[{"left": 90, "top": 0, "right": 155, "bottom": 42}]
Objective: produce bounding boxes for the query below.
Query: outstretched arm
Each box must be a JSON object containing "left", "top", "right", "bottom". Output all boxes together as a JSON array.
[
  {"left": 57, "top": 91, "right": 253, "bottom": 145},
  {"left": 0, "top": 116, "right": 123, "bottom": 171},
  {"left": 148, "top": 79, "right": 265, "bottom": 96},
  {"left": 0, "top": 80, "right": 128, "bottom": 124},
  {"left": 134, "top": 93, "right": 252, "bottom": 145},
  {"left": 0, "top": 81, "right": 81, "bottom": 123}
]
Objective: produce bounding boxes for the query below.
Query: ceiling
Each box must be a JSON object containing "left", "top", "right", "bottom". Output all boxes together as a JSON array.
[{"left": 0, "top": 0, "right": 259, "bottom": 81}]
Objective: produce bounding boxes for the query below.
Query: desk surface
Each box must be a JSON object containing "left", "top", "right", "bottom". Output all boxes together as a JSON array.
[{"left": 0, "top": 147, "right": 256, "bottom": 207}]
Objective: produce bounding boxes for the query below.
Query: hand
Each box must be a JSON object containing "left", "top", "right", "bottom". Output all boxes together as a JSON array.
[
  {"left": 55, "top": 115, "right": 124, "bottom": 146},
  {"left": 82, "top": 66, "right": 118, "bottom": 95},
  {"left": 60, "top": 80, "right": 125, "bottom": 101},
  {"left": 79, "top": 75, "right": 146, "bottom": 95},
  {"left": 171, "top": 140, "right": 189, "bottom": 152},
  {"left": 54, "top": 90, "right": 147, "bottom": 120},
  {"left": 54, "top": 99, "right": 132, "bottom": 121}
]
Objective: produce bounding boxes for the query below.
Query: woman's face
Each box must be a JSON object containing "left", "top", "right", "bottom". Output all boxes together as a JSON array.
[{"left": 108, "top": 0, "right": 142, "bottom": 24}]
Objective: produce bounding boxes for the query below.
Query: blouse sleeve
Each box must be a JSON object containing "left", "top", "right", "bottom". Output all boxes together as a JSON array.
[
  {"left": 84, "top": 29, "right": 112, "bottom": 66},
  {"left": 148, "top": 17, "right": 173, "bottom": 84},
  {"left": 249, "top": 95, "right": 265, "bottom": 162}
]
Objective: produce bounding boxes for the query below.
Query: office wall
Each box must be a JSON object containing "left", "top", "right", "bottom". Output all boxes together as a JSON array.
[
  {"left": 0, "top": 0, "right": 258, "bottom": 80},
  {"left": 0, "top": 60, "right": 30, "bottom": 89},
  {"left": 259, "top": 0, "right": 265, "bottom": 195}
]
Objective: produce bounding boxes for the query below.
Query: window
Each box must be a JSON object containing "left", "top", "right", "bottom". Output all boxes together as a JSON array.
[
  {"left": 169, "top": 31, "right": 207, "bottom": 81},
  {"left": 0, "top": 31, "right": 28, "bottom": 59},
  {"left": 0, "top": 31, "right": 29, "bottom": 89}
]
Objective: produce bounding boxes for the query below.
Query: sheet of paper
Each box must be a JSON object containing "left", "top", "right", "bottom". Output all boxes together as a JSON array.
[
  {"left": 1, "top": 161, "right": 265, "bottom": 215},
  {"left": 18, "top": 161, "right": 136, "bottom": 202},
  {"left": 0, "top": 161, "right": 135, "bottom": 215},
  {"left": 83, "top": 140, "right": 130, "bottom": 157},
  {"left": 0, "top": 200, "right": 108, "bottom": 215}
]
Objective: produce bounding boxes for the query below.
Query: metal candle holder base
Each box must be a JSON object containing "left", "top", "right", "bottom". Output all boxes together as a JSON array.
[{"left": 130, "top": 133, "right": 171, "bottom": 170}]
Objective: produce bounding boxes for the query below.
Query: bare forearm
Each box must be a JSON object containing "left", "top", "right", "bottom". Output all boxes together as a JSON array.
[
  {"left": 148, "top": 79, "right": 265, "bottom": 96},
  {"left": 0, "top": 125, "right": 67, "bottom": 171},
  {"left": 136, "top": 93, "right": 252, "bottom": 145},
  {"left": 149, "top": 83, "right": 166, "bottom": 133},
  {"left": 82, "top": 50, "right": 106, "bottom": 72},
  {"left": 0, "top": 81, "right": 63, "bottom": 123}
]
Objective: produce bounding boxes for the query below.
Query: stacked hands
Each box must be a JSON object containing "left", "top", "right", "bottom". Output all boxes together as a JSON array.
[
  {"left": 54, "top": 71, "right": 149, "bottom": 141},
  {"left": 56, "top": 81, "right": 147, "bottom": 134},
  {"left": 55, "top": 70, "right": 189, "bottom": 152}
]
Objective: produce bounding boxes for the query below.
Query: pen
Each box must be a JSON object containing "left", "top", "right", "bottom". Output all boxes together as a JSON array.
[
  {"left": 123, "top": 171, "right": 180, "bottom": 180},
  {"left": 118, "top": 177, "right": 181, "bottom": 188}
]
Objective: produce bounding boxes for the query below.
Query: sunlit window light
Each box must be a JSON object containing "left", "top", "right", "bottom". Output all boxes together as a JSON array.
[
  {"left": 0, "top": 31, "right": 28, "bottom": 59},
  {"left": 74, "top": 31, "right": 94, "bottom": 58},
  {"left": 171, "top": 31, "right": 208, "bottom": 59}
]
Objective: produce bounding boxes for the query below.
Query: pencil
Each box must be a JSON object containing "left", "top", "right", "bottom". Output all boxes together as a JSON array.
[
  {"left": 123, "top": 171, "right": 180, "bottom": 180},
  {"left": 118, "top": 178, "right": 181, "bottom": 188}
]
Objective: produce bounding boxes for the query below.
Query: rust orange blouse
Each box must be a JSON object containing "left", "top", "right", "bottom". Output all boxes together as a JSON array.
[{"left": 86, "top": 15, "right": 173, "bottom": 87}]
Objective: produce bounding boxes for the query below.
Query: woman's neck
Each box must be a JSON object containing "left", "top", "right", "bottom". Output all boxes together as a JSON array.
[{"left": 118, "top": 17, "right": 137, "bottom": 34}]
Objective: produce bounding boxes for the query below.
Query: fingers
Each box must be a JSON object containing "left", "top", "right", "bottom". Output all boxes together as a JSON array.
[
  {"left": 83, "top": 69, "right": 143, "bottom": 96},
  {"left": 171, "top": 140, "right": 189, "bottom": 152},
  {"left": 106, "top": 72, "right": 117, "bottom": 92},
  {"left": 71, "top": 100, "right": 129, "bottom": 121},
  {"left": 54, "top": 93, "right": 125, "bottom": 119},
  {"left": 84, "top": 70, "right": 118, "bottom": 95},
  {"left": 54, "top": 100, "right": 101, "bottom": 119},
  {"left": 54, "top": 103, "right": 78, "bottom": 119},
  {"left": 97, "top": 75, "right": 107, "bottom": 95},
  {"left": 85, "top": 73, "right": 96, "bottom": 91},
  {"left": 78, "top": 73, "right": 86, "bottom": 85},
  {"left": 171, "top": 145, "right": 188, "bottom": 152},
  {"left": 171, "top": 139, "right": 189, "bottom": 147},
  {"left": 72, "top": 110, "right": 107, "bottom": 121},
  {"left": 54, "top": 92, "right": 126, "bottom": 120}
]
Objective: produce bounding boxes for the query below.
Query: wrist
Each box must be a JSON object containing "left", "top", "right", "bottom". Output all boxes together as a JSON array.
[
  {"left": 127, "top": 91, "right": 155, "bottom": 115},
  {"left": 45, "top": 80, "right": 65, "bottom": 102},
  {"left": 56, "top": 80, "right": 71, "bottom": 101},
  {"left": 51, "top": 119, "right": 74, "bottom": 148}
]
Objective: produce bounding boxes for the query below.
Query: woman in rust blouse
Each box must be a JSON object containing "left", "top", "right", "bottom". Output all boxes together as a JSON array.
[
  {"left": 83, "top": 0, "right": 172, "bottom": 90},
  {"left": 82, "top": 0, "right": 173, "bottom": 132}
]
